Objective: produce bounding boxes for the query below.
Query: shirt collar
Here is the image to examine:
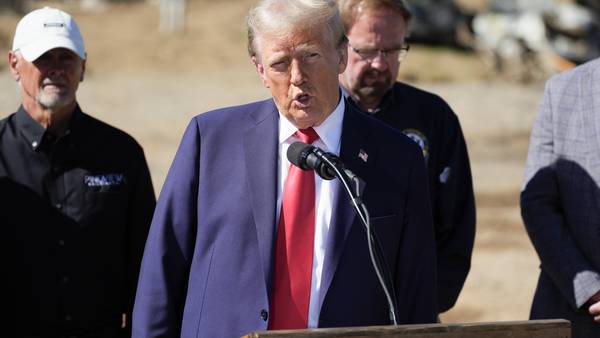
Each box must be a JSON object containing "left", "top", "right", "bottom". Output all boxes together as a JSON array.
[
  {"left": 15, "top": 104, "right": 81, "bottom": 151},
  {"left": 16, "top": 105, "right": 46, "bottom": 150},
  {"left": 279, "top": 91, "right": 345, "bottom": 154}
]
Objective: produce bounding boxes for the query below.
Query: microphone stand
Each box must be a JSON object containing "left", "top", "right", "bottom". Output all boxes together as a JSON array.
[{"left": 320, "top": 155, "right": 399, "bottom": 325}]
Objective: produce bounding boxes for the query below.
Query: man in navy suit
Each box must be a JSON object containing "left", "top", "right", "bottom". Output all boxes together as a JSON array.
[{"left": 132, "top": 0, "right": 437, "bottom": 337}]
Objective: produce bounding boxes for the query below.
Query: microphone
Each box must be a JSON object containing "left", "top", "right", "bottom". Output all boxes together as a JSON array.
[{"left": 287, "top": 142, "right": 339, "bottom": 180}]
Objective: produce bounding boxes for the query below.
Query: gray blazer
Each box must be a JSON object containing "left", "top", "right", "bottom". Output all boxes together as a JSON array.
[{"left": 521, "top": 58, "right": 600, "bottom": 337}]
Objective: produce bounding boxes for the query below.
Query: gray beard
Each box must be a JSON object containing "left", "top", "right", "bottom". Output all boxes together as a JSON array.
[
  {"left": 17, "top": 80, "right": 74, "bottom": 111},
  {"left": 37, "top": 89, "right": 73, "bottom": 111}
]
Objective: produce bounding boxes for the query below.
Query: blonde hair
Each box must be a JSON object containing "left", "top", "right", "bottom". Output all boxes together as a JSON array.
[
  {"left": 246, "top": 0, "right": 345, "bottom": 57},
  {"left": 338, "top": 0, "right": 411, "bottom": 32}
]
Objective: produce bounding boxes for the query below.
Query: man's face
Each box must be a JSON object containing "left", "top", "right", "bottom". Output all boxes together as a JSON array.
[
  {"left": 253, "top": 28, "right": 347, "bottom": 129},
  {"left": 340, "top": 9, "right": 408, "bottom": 110},
  {"left": 9, "top": 48, "right": 85, "bottom": 111}
]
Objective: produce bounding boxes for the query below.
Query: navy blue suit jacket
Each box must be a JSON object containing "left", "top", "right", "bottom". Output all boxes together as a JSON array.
[{"left": 132, "top": 98, "right": 437, "bottom": 338}]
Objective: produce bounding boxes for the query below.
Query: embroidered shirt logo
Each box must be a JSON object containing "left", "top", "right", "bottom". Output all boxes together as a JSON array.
[
  {"left": 402, "top": 128, "right": 429, "bottom": 161},
  {"left": 84, "top": 174, "right": 126, "bottom": 187}
]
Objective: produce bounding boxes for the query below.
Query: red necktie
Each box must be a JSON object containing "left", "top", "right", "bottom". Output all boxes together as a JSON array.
[{"left": 269, "top": 127, "right": 319, "bottom": 330}]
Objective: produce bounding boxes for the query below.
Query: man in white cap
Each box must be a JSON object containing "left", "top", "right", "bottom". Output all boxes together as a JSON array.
[{"left": 1, "top": 7, "right": 156, "bottom": 338}]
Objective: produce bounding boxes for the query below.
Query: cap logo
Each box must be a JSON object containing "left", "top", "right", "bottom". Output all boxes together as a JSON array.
[{"left": 44, "top": 23, "right": 65, "bottom": 28}]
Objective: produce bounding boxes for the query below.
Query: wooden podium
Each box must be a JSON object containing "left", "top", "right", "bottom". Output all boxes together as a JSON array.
[{"left": 242, "top": 319, "right": 570, "bottom": 338}]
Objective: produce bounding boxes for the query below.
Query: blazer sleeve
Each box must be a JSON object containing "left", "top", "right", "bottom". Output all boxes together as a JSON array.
[
  {"left": 434, "top": 109, "right": 476, "bottom": 313},
  {"left": 132, "top": 119, "right": 201, "bottom": 338},
  {"left": 521, "top": 77, "right": 600, "bottom": 310},
  {"left": 395, "top": 145, "right": 438, "bottom": 323}
]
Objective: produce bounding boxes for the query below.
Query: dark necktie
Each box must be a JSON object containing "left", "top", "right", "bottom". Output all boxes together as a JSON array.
[{"left": 269, "top": 127, "right": 319, "bottom": 329}]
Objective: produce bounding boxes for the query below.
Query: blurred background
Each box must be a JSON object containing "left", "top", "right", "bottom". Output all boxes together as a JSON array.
[{"left": 1, "top": 0, "right": 598, "bottom": 324}]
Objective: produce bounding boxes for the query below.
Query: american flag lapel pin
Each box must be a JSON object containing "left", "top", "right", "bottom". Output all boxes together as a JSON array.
[{"left": 358, "top": 149, "right": 368, "bottom": 162}]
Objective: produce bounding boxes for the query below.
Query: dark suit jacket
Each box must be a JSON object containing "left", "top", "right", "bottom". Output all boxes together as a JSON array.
[
  {"left": 354, "top": 82, "right": 475, "bottom": 312},
  {"left": 132, "top": 98, "right": 437, "bottom": 338},
  {"left": 521, "top": 58, "right": 600, "bottom": 337}
]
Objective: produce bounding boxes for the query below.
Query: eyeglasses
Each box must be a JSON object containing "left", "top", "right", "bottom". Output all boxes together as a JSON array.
[{"left": 349, "top": 43, "right": 410, "bottom": 63}]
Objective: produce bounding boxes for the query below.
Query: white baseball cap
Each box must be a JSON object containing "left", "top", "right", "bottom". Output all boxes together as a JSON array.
[{"left": 12, "top": 7, "right": 86, "bottom": 62}]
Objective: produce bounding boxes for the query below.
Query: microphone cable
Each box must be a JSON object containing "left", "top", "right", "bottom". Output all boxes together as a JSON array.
[{"left": 320, "top": 154, "right": 399, "bottom": 325}]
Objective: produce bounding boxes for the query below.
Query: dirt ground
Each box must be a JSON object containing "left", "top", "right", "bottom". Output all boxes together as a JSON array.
[{"left": 0, "top": 0, "right": 548, "bottom": 324}]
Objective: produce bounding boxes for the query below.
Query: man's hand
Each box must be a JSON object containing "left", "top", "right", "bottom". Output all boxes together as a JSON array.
[{"left": 588, "top": 291, "right": 600, "bottom": 322}]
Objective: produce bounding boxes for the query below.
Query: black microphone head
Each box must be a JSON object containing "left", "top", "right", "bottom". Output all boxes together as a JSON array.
[
  {"left": 310, "top": 149, "right": 336, "bottom": 180},
  {"left": 287, "top": 142, "right": 314, "bottom": 170},
  {"left": 287, "top": 142, "right": 339, "bottom": 180}
]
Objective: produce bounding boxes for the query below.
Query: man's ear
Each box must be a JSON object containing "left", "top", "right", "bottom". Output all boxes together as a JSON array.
[
  {"left": 8, "top": 51, "right": 20, "bottom": 82},
  {"left": 252, "top": 56, "right": 269, "bottom": 88},
  {"left": 80, "top": 58, "right": 86, "bottom": 82},
  {"left": 337, "top": 40, "right": 348, "bottom": 74}
]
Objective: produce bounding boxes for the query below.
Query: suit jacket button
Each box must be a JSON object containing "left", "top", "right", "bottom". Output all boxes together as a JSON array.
[{"left": 260, "top": 309, "right": 269, "bottom": 321}]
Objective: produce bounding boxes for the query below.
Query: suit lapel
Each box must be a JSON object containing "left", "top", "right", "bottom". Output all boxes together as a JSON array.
[
  {"left": 318, "top": 102, "right": 371, "bottom": 308},
  {"left": 243, "top": 99, "right": 279, "bottom": 292}
]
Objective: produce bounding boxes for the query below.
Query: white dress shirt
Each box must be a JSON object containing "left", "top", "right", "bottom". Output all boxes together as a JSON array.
[{"left": 276, "top": 96, "right": 345, "bottom": 328}]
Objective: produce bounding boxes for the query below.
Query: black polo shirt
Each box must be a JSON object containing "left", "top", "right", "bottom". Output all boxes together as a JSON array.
[{"left": 0, "top": 105, "right": 156, "bottom": 337}]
